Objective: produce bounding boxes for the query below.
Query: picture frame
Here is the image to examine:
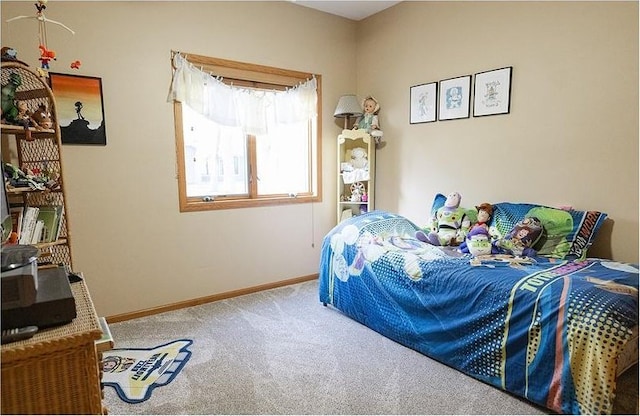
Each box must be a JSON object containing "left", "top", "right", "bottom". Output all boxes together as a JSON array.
[
  {"left": 409, "top": 82, "right": 437, "bottom": 124},
  {"left": 49, "top": 73, "right": 107, "bottom": 145},
  {"left": 473, "top": 66, "right": 512, "bottom": 117},
  {"left": 438, "top": 75, "right": 471, "bottom": 121}
]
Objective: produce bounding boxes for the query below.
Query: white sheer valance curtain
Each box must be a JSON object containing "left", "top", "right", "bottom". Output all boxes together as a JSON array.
[{"left": 168, "top": 53, "right": 317, "bottom": 135}]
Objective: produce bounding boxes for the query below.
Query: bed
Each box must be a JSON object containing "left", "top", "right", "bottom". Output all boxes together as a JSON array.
[{"left": 318, "top": 202, "right": 638, "bottom": 415}]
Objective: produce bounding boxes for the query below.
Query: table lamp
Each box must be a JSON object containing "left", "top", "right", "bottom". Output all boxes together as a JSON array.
[{"left": 333, "top": 94, "right": 362, "bottom": 130}]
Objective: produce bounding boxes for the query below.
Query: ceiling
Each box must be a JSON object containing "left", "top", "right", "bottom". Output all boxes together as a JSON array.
[{"left": 291, "top": 1, "right": 402, "bottom": 21}]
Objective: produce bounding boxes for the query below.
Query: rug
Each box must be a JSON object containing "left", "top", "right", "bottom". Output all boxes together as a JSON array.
[{"left": 102, "top": 339, "right": 193, "bottom": 404}]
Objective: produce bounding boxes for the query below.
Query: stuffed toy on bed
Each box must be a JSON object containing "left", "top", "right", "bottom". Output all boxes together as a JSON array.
[
  {"left": 416, "top": 191, "right": 470, "bottom": 246},
  {"left": 492, "top": 216, "right": 544, "bottom": 257},
  {"left": 459, "top": 226, "right": 498, "bottom": 256}
]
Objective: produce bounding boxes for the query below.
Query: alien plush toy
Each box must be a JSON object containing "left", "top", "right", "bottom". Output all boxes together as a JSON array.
[
  {"left": 416, "top": 191, "right": 470, "bottom": 246},
  {"left": 459, "top": 226, "right": 498, "bottom": 256}
]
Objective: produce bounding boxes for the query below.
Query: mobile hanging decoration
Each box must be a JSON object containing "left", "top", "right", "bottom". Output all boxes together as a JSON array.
[{"left": 5, "top": 0, "right": 81, "bottom": 75}]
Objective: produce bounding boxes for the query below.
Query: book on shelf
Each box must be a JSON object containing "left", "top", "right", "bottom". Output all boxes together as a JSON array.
[
  {"left": 36, "top": 205, "right": 63, "bottom": 243},
  {"left": 18, "top": 206, "right": 39, "bottom": 245},
  {"left": 31, "top": 220, "right": 44, "bottom": 244},
  {"left": 9, "top": 206, "right": 23, "bottom": 240}
]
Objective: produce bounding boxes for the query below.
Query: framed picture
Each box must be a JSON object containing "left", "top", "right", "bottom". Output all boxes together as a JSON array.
[
  {"left": 49, "top": 73, "right": 107, "bottom": 145},
  {"left": 438, "top": 75, "right": 471, "bottom": 121},
  {"left": 473, "top": 66, "right": 512, "bottom": 117},
  {"left": 409, "top": 82, "right": 437, "bottom": 124}
]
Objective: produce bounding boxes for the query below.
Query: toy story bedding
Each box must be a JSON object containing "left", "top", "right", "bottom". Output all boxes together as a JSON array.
[{"left": 318, "top": 210, "right": 638, "bottom": 414}]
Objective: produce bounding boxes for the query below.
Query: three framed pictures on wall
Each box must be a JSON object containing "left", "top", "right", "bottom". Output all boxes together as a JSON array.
[{"left": 409, "top": 66, "right": 512, "bottom": 123}]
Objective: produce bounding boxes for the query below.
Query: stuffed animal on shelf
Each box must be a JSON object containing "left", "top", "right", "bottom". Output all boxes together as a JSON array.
[
  {"left": 15, "top": 100, "right": 39, "bottom": 127},
  {"left": 350, "top": 147, "right": 369, "bottom": 170},
  {"left": 1, "top": 71, "right": 22, "bottom": 123},
  {"left": 416, "top": 191, "right": 470, "bottom": 246},
  {"left": 31, "top": 103, "right": 53, "bottom": 129},
  {"left": 493, "top": 216, "right": 544, "bottom": 257}
]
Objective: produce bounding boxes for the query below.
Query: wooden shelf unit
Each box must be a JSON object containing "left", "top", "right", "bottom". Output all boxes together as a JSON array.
[
  {"left": 337, "top": 129, "right": 375, "bottom": 223},
  {"left": 1, "top": 61, "right": 73, "bottom": 270}
]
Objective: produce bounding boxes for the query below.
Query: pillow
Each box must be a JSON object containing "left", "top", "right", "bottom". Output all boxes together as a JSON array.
[
  {"left": 494, "top": 216, "right": 545, "bottom": 257},
  {"left": 489, "top": 202, "right": 607, "bottom": 259}
]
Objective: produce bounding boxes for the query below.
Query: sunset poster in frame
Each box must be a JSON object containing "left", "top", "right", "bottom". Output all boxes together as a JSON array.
[{"left": 49, "top": 73, "right": 107, "bottom": 145}]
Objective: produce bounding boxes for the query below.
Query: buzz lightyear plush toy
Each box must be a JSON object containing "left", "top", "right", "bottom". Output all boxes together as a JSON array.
[{"left": 416, "top": 191, "right": 470, "bottom": 246}]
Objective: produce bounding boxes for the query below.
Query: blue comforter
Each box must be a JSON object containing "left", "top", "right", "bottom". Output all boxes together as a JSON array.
[{"left": 319, "top": 211, "right": 638, "bottom": 414}]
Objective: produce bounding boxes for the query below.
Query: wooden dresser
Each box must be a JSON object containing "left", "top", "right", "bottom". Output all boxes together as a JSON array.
[{"left": 1, "top": 280, "right": 106, "bottom": 414}]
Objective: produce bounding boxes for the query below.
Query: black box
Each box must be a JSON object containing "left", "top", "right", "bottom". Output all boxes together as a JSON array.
[{"left": 1, "top": 266, "right": 76, "bottom": 330}]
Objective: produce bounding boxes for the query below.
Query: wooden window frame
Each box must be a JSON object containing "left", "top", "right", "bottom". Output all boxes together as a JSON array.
[{"left": 172, "top": 52, "right": 322, "bottom": 212}]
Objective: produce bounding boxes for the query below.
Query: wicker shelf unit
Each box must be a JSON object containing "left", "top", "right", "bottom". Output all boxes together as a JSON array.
[
  {"left": 1, "top": 280, "right": 105, "bottom": 414},
  {"left": 1, "top": 61, "right": 73, "bottom": 269}
]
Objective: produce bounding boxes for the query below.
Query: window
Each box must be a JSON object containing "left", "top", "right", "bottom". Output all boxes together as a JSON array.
[{"left": 170, "top": 52, "right": 322, "bottom": 212}]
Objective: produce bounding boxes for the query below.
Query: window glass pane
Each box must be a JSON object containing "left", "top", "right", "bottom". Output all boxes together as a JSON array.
[
  {"left": 256, "top": 119, "right": 310, "bottom": 195},
  {"left": 182, "top": 104, "right": 248, "bottom": 197}
]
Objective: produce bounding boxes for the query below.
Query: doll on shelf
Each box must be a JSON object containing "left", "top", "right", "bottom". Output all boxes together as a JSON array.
[
  {"left": 353, "top": 95, "right": 384, "bottom": 144},
  {"left": 10, "top": 101, "right": 39, "bottom": 140}
]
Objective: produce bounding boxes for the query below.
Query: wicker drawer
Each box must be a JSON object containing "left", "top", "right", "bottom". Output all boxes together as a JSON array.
[{"left": 1, "top": 280, "right": 104, "bottom": 414}]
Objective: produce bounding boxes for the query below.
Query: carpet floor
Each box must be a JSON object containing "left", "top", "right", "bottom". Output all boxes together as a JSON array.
[{"left": 103, "top": 280, "right": 636, "bottom": 415}]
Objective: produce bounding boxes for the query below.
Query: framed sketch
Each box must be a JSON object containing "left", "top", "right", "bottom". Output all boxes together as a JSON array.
[
  {"left": 438, "top": 75, "right": 471, "bottom": 121},
  {"left": 410, "top": 82, "right": 437, "bottom": 124},
  {"left": 473, "top": 67, "right": 512, "bottom": 117},
  {"left": 49, "top": 73, "right": 107, "bottom": 145}
]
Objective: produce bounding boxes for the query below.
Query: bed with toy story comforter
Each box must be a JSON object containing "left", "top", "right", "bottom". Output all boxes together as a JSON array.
[{"left": 318, "top": 209, "right": 638, "bottom": 415}]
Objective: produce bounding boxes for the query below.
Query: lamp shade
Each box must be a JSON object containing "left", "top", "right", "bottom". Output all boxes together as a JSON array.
[{"left": 334, "top": 95, "right": 362, "bottom": 118}]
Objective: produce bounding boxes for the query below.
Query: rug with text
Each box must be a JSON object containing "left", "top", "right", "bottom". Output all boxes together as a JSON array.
[{"left": 102, "top": 339, "right": 193, "bottom": 404}]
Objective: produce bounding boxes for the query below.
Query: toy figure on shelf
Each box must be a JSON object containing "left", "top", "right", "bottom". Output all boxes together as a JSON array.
[
  {"left": 353, "top": 95, "right": 384, "bottom": 144},
  {"left": 15, "top": 101, "right": 38, "bottom": 126},
  {"left": 31, "top": 103, "right": 54, "bottom": 129},
  {"left": 1, "top": 71, "right": 22, "bottom": 121},
  {"left": 350, "top": 147, "right": 368, "bottom": 170},
  {"left": 12, "top": 101, "right": 39, "bottom": 140},
  {"left": 1, "top": 47, "right": 18, "bottom": 62},
  {"left": 350, "top": 182, "right": 365, "bottom": 202}
]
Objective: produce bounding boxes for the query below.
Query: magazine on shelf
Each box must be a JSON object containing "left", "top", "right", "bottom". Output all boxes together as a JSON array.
[
  {"left": 31, "top": 220, "right": 44, "bottom": 244},
  {"left": 37, "top": 205, "right": 63, "bottom": 243},
  {"left": 18, "top": 206, "right": 39, "bottom": 245}
]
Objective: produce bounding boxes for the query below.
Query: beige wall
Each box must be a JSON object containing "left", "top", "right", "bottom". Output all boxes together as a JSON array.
[
  {"left": 360, "top": 1, "right": 638, "bottom": 263},
  {"left": 1, "top": 1, "right": 356, "bottom": 317},
  {"left": 1, "top": 1, "right": 637, "bottom": 317}
]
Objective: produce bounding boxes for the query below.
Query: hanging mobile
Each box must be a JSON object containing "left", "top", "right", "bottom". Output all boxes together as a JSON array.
[{"left": 5, "top": 0, "right": 75, "bottom": 74}]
